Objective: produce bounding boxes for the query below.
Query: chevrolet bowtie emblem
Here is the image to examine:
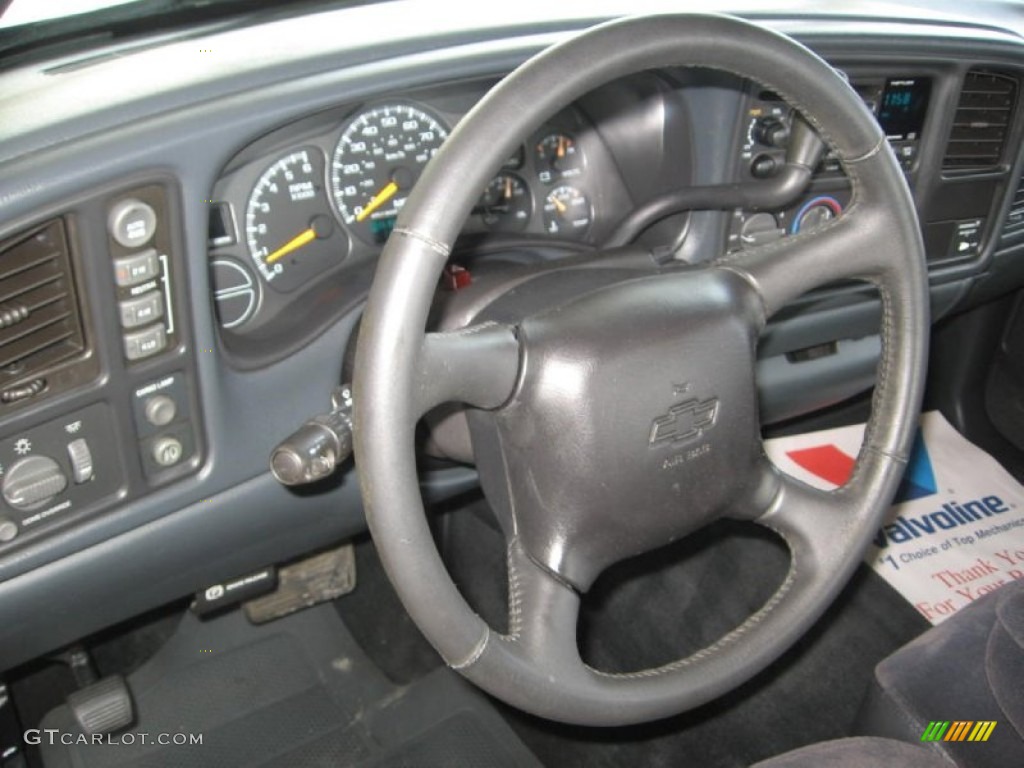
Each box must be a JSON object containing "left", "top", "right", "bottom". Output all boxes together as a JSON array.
[{"left": 649, "top": 397, "right": 720, "bottom": 446}]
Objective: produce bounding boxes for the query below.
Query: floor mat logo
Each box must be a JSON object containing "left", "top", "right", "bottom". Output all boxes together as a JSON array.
[{"left": 786, "top": 428, "right": 937, "bottom": 503}]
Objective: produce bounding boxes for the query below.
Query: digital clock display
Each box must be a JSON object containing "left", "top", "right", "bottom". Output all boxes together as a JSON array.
[{"left": 878, "top": 78, "right": 931, "bottom": 141}]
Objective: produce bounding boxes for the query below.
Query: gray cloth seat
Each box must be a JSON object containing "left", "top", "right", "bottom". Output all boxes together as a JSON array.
[
  {"left": 855, "top": 578, "right": 1024, "bottom": 767},
  {"left": 755, "top": 579, "right": 1024, "bottom": 767},
  {"left": 750, "top": 736, "right": 948, "bottom": 767}
]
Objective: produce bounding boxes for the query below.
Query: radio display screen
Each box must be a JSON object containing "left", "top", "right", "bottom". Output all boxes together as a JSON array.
[{"left": 878, "top": 77, "right": 931, "bottom": 141}]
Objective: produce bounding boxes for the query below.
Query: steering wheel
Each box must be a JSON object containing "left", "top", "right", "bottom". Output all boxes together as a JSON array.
[{"left": 353, "top": 13, "right": 928, "bottom": 727}]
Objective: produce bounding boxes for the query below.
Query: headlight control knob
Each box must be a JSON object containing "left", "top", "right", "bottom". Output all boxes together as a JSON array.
[
  {"left": 2, "top": 455, "right": 68, "bottom": 510},
  {"left": 753, "top": 117, "right": 790, "bottom": 148}
]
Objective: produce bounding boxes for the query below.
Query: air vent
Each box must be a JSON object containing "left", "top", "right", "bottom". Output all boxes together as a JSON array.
[
  {"left": 0, "top": 219, "right": 86, "bottom": 398},
  {"left": 943, "top": 71, "right": 1017, "bottom": 173},
  {"left": 1000, "top": 173, "right": 1024, "bottom": 247}
]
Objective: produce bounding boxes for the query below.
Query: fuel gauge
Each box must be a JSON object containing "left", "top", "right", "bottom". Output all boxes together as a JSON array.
[{"left": 476, "top": 173, "right": 532, "bottom": 232}]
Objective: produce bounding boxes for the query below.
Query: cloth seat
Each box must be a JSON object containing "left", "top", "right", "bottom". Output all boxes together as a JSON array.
[
  {"left": 750, "top": 736, "right": 949, "bottom": 767},
  {"left": 856, "top": 578, "right": 1024, "bottom": 767},
  {"left": 755, "top": 579, "right": 1024, "bottom": 767}
]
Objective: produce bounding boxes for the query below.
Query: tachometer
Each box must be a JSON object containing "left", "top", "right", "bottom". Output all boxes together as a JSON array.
[
  {"left": 330, "top": 103, "right": 449, "bottom": 245},
  {"left": 246, "top": 148, "right": 348, "bottom": 292}
]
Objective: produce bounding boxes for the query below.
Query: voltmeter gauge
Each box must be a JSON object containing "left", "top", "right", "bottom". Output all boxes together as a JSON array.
[
  {"left": 535, "top": 133, "right": 584, "bottom": 184},
  {"left": 245, "top": 148, "right": 348, "bottom": 292}
]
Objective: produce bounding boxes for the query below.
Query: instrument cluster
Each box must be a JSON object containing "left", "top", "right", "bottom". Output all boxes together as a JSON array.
[{"left": 208, "top": 93, "right": 617, "bottom": 337}]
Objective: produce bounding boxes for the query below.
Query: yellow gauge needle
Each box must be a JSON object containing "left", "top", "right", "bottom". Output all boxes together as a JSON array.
[
  {"left": 356, "top": 180, "right": 399, "bottom": 222},
  {"left": 265, "top": 227, "right": 316, "bottom": 264},
  {"left": 550, "top": 196, "right": 567, "bottom": 214}
]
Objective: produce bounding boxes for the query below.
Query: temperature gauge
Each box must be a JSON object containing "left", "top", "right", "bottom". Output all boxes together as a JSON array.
[{"left": 543, "top": 186, "right": 591, "bottom": 237}]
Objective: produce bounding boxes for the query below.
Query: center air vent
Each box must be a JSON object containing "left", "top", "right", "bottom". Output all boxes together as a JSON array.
[
  {"left": 0, "top": 219, "right": 87, "bottom": 401},
  {"left": 943, "top": 71, "right": 1017, "bottom": 173}
]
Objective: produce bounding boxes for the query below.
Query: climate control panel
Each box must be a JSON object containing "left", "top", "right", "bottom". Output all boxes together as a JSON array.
[{"left": 0, "top": 403, "right": 123, "bottom": 544}]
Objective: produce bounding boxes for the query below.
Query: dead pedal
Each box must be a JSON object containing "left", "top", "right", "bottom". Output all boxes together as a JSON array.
[{"left": 244, "top": 543, "right": 356, "bottom": 624}]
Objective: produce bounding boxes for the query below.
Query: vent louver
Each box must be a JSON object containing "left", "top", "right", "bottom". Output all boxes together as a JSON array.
[
  {"left": 943, "top": 71, "right": 1017, "bottom": 173},
  {"left": 1000, "top": 173, "right": 1024, "bottom": 247},
  {"left": 0, "top": 219, "right": 85, "bottom": 395}
]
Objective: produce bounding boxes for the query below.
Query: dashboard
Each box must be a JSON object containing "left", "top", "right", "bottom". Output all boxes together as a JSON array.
[{"left": 1, "top": 1, "right": 1024, "bottom": 673}]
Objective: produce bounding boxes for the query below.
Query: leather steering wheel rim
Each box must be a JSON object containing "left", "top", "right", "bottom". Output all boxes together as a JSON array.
[{"left": 353, "top": 13, "right": 929, "bottom": 727}]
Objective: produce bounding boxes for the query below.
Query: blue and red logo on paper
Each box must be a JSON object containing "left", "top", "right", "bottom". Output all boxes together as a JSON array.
[
  {"left": 786, "top": 428, "right": 937, "bottom": 502},
  {"left": 785, "top": 428, "right": 1010, "bottom": 548}
]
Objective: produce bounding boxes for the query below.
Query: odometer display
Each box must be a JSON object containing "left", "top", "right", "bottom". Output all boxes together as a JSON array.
[{"left": 330, "top": 103, "right": 449, "bottom": 245}]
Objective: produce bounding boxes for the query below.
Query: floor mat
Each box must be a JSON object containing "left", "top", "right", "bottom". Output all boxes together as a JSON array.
[
  {"left": 37, "top": 604, "right": 540, "bottom": 768},
  {"left": 765, "top": 410, "right": 1024, "bottom": 625}
]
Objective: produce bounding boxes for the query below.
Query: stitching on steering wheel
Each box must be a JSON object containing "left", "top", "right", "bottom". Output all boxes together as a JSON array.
[
  {"left": 862, "top": 279, "right": 897, "bottom": 459},
  {"left": 391, "top": 226, "right": 451, "bottom": 257},
  {"left": 589, "top": 556, "right": 799, "bottom": 680},
  {"left": 846, "top": 136, "right": 888, "bottom": 165},
  {"left": 506, "top": 539, "right": 525, "bottom": 641},
  {"left": 449, "top": 626, "right": 491, "bottom": 669}
]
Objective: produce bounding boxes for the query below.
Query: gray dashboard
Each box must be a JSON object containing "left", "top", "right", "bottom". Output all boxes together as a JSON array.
[{"left": 1, "top": 3, "right": 1024, "bottom": 672}]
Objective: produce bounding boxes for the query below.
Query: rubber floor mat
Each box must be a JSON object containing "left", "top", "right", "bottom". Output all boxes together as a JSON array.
[{"left": 38, "top": 604, "right": 539, "bottom": 768}]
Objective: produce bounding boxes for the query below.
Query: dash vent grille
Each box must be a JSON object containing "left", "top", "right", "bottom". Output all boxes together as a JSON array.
[
  {"left": 1000, "top": 172, "right": 1024, "bottom": 247},
  {"left": 943, "top": 70, "right": 1017, "bottom": 173},
  {"left": 0, "top": 219, "right": 85, "bottom": 392}
]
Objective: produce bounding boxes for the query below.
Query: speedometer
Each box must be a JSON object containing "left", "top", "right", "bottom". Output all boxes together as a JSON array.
[{"left": 330, "top": 103, "right": 449, "bottom": 245}]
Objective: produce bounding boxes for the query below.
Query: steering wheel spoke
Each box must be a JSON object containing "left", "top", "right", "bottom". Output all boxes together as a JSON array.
[
  {"left": 413, "top": 322, "right": 520, "bottom": 417},
  {"left": 718, "top": 206, "right": 894, "bottom": 324},
  {"left": 492, "top": 541, "right": 586, "bottom": 675}
]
